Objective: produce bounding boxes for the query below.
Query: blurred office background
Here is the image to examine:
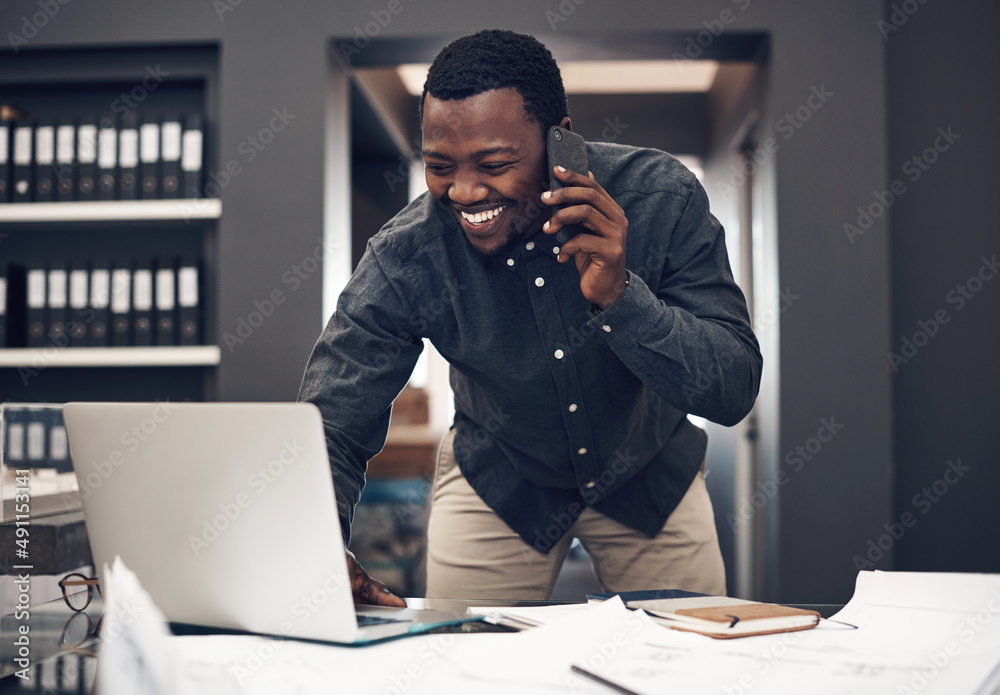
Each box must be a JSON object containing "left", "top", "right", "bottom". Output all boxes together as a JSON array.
[{"left": 1, "top": 0, "right": 997, "bottom": 605}]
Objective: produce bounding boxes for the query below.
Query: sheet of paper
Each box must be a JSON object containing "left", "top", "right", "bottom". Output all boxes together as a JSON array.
[
  {"left": 570, "top": 571, "right": 1000, "bottom": 695},
  {"left": 172, "top": 632, "right": 470, "bottom": 694},
  {"left": 444, "top": 596, "right": 654, "bottom": 692},
  {"left": 172, "top": 597, "right": 648, "bottom": 693},
  {"left": 172, "top": 631, "right": 606, "bottom": 695},
  {"left": 96, "top": 556, "right": 177, "bottom": 695},
  {"left": 465, "top": 602, "right": 592, "bottom": 628}
]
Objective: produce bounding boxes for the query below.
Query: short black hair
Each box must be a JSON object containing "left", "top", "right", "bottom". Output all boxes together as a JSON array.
[{"left": 420, "top": 30, "right": 567, "bottom": 135}]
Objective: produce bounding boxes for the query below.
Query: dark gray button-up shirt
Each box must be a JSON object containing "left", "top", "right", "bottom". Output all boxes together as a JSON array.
[{"left": 298, "top": 142, "right": 761, "bottom": 551}]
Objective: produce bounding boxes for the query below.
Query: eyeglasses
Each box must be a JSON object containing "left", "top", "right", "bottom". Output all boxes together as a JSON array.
[
  {"left": 59, "top": 573, "right": 102, "bottom": 612},
  {"left": 59, "top": 612, "right": 102, "bottom": 658}
]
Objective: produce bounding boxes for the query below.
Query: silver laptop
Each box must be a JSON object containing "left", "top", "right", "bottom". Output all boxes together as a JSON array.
[{"left": 63, "top": 401, "right": 475, "bottom": 644}]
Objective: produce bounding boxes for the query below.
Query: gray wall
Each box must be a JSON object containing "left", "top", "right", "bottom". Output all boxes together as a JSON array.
[
  {"left": 6, "top": 0, "right": 995, "bottom": 602},
  {"left": 886, "top": 2, "right": 1000, "bottom": 574}
]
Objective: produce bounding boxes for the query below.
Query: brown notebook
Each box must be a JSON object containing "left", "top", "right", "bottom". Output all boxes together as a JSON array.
[{"left": 651, "top": 603, "right": 821, "bottom": 639}]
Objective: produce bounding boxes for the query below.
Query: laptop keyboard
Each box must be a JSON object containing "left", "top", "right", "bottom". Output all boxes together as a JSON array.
[{"left": 357, "top": 614, "right": 407, "bottom": 627}]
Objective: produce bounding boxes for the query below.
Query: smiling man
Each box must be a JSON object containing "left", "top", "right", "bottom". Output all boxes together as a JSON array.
[{"left": 299, "top": 30, "right": 761, "bottom": 604}]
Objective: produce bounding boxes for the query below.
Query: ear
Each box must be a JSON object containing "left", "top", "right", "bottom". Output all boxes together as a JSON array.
[{"left": 559, "top": 116, "right": 573, "bottom": 131}]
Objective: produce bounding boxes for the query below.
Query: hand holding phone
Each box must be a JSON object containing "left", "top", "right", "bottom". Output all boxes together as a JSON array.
[
  {"left": 546, "top": 125, "right": 589, "bottom": 245},
  {"left": 543, "top": 124, "right": 629, "bottom": 309}
]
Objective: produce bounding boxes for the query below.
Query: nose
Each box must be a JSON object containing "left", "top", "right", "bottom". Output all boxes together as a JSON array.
[{"left": 448, "top": 171, "right": 489, "bottom": 206}]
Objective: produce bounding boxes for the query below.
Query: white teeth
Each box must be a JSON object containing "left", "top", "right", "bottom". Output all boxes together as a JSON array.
[{"left": 461, "top": 205, "right": 505, "bottom": 225}]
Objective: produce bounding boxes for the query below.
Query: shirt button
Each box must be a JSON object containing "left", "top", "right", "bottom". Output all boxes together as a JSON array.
[
  {"left": 585, "top": 481, "right": 596, "bottom": 489},
  {"left": 578, "top": 447, "right": 588, "bottom": 455},
  {"left": 552, "top": 246, "right": 560, "bottom": 255},
  {"left": 568, "top": 403, "right": 578, "bottom": 412},
  {"left": 554, "top": 349, "right": 564, "bottom": 359},
  {"left": 525, "top": 241, "right": 535, "bottom": 251},
  {"left": 506, "top": 258, "right": 515, "bottom": 267},
  {"left": 535, "top": 277, "right": 545, "bottom": 287},
  {"left": 602, "top": 324, "right": 611, "bottom": 332}
]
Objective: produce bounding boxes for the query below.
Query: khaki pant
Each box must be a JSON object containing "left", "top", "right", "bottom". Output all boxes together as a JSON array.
[{"left": 425, "top": 429, "right": 727, "bottom": 600}]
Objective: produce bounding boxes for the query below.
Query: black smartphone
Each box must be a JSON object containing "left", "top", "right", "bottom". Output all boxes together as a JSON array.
[{"left": 546, "top": 125, "right": 589, "bottom": 245}]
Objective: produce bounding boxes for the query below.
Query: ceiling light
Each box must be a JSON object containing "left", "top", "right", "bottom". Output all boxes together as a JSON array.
[{"left": 397, "top": 60, "right": 719, "bottom": 96}]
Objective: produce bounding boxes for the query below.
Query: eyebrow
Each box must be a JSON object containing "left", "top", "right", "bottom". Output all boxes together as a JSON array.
[{"left": 421, "top": 146, "right": 520, "bottom": 160}]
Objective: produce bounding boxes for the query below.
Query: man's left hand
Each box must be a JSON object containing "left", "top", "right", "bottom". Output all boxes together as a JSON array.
[{"left": 542, "top": 166, "right": 629, "bottom": 309}]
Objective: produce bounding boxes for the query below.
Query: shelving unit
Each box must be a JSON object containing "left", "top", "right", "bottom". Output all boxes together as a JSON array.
[{"left": 1, "top": 44, "right": 221, "bottom": 404}]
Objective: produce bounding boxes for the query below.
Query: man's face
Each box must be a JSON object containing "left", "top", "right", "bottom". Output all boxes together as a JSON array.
[{"left": 421, "top": 88, "right": 551, "bottom": 258}]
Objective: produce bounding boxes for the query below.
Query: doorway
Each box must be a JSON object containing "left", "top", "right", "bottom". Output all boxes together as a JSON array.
[{"left": 326, "top": 31, "right": 773, "bottom": 598}]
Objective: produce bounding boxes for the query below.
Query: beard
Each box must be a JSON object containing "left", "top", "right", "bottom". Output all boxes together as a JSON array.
[
  {"left": 475, "top": 226, "right": 523, "bottom": 259},
  {"left": 472, "top": 192, "right": 550, "bottom": 259}
]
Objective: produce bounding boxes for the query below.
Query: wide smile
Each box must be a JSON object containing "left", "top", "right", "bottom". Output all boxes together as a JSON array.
[{"left": 457, "top": 204, "right": 507, "bottom": 237}]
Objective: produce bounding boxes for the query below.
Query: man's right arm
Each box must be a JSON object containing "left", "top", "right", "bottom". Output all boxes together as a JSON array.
[{"left": 346, "top": 548, "right": 406, "bottom": 607}]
